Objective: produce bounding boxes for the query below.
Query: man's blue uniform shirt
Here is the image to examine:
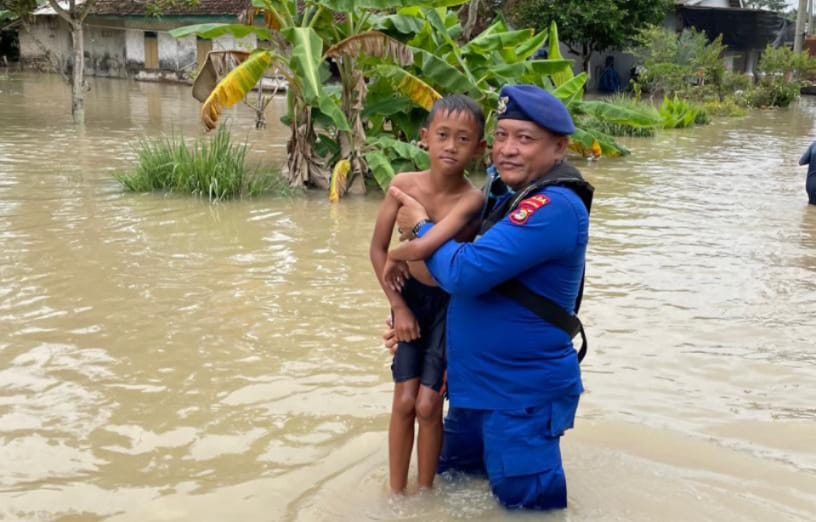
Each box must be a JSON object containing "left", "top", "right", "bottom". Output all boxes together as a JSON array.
[{"left": 416, "top": 185, "right": 588, "bottom": 410}]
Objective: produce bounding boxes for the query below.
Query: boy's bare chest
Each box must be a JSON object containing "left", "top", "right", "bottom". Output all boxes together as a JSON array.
[{"left": 403, "top": 188, "right": 464, "bottom": 222}]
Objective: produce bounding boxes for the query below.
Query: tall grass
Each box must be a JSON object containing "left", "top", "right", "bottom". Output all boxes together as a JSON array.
[{"left": 115, "top": 127, "right": 294, "bottom": 201}]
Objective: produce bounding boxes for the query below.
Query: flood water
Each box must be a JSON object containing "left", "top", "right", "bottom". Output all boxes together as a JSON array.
[{"left": 1, "top": 71, "right": 815, "bottom": 521}]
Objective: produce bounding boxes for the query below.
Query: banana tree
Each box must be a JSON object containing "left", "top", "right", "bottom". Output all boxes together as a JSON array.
[{"left": 171, "top": 3, "right": 351, "bottom": 188}]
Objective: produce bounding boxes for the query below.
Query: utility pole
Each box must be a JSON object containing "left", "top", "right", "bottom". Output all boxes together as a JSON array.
[{"left": 796, "top": 0, "right": 808, "bottom": 52}]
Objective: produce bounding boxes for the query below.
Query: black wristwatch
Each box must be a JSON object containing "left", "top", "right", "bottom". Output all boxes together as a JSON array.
[{"left": 410, "top": 218, "right": 433, "bottom": 239}]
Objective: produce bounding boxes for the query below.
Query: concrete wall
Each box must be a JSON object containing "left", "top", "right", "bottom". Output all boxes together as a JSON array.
[
  {"left": 212, "top": 34, "right": 257, "bottom": 52},
  {"left": 84, "top": 24, "right": 127, "bottom": 77},
  {"left": 125, "top": 29, "right": 145, "bottom": 72},
  {"left": 19, "top": 15, "right": 254, "bottom": 81},
  {"left": 18, "top": 16, "right": 72, "bottom": 71},
  {"left": 157, "top": 32, "right": 196, "bottom": 73}
]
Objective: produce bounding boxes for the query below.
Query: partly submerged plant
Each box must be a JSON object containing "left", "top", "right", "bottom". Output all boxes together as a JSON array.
[{"left": 114, "top": 126, "right": 288, "bottom": 201}]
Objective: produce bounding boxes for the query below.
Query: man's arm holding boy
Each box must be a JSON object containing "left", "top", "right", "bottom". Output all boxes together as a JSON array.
[{"left": 387, "top": 188, "right": 484, "bottom": 263}]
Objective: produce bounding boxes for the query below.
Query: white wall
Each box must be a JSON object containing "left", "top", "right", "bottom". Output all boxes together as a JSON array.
[
  {"left": 157, "top": 32, "right": 196, "bottom": 73},
  {"left": 213, "top": 34, "right": 257, "bottom": 52},
  {"left": 84, "top": 25, "right": 127, "bottom": 77},
  {"left": 18, "top": 16, "right": 72, "bottom": 71},
  {"left": 125, "top": 29, "right": 145, "bottom": 70}
]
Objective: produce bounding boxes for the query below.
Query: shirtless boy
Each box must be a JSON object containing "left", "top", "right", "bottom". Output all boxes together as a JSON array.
[{"left": 369, "top": 95, "right": 486, "bottom": 494}]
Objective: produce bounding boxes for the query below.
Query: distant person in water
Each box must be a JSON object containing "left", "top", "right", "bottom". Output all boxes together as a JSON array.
[
  {"left": 599, "top": 56, "right": 621, "bottom": 94},
  {"left": 798, "top": 140, "right": 816, "bottom": 205}
]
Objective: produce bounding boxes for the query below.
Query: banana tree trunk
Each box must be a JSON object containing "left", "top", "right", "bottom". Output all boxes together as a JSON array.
[
  {"left": 286, "top": 98, "right": 329, "bottom": 188},
  {"left": 70, "top": 21, "right": 85, "bottom": 124},
  {"left": 337, "top": 61, "right": 367, "bottom": 195}
]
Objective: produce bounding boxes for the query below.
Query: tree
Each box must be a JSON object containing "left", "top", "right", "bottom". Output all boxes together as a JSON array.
[
  {"left": 1, "top": 0, "right": 190, "bottom": 124},
  {"left": 505, "top": 0, "right": 672, "bottom": 76}
]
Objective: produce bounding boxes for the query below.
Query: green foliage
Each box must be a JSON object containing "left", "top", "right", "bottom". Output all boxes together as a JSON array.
[
  {"left": 703, "top": 97, "right": 748, "bottom": 117},
  {"left": 659, "top": 96, "right": 702, "bottom": 129},
  {"left": 756, "top": 44, "right": 816, "bottom": 79},
  {"left": 506, "top": 0, "right": 672, "bottom": 69},
  {"left": 742, "top": 44, "right": 816, "bottom": 108},
  {"left": 576, "top": 94, "right": 661, "bottom": 137},
  {"left": 630, "top": 26, "right": 727, "bottom": 100},
  {"left": 745, "top": 80, "right": 800, "bottom": 108},
  {"left": 114, "top": 127, "right": 290, "bottom": 201}
]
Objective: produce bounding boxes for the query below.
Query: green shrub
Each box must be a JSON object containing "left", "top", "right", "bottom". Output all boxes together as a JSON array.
[
  {"left": 659, "top": 96, "right": 701, "bottom": 128},
  {"left": 693, "top": 105, "right": 711, "bottom": 125},
  {"left": 630, "top": 26, "right": 726, "bottom": 100},
  {"left": 745, "top": 80, "right": 800, "bottom": 108},
  {"left": 114, "top": 127, "right": 292, "bottom": 201},
  {"left": 721, "top": 70, "right": 753, "bottom": 94},
  {"left": 703, "top": 97, "right": 748, "bottom": 117}
]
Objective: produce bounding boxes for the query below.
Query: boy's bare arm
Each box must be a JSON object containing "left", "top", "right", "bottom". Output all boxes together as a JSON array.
[
  {"left": 388, "top": 190, "right": 484, "bottom": 262},
  {"left": 370, "top": 177, "right": 412, "bottom": 309}
]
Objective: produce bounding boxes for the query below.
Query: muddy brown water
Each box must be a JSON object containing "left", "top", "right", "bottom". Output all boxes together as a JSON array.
[{"left": 1, "top": 71, "right": 815, "bottom": 521}]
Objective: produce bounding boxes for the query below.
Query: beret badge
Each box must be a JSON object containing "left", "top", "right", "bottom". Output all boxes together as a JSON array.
[{"left": 497, "top": 96, "right": 509, "bottom": 115}]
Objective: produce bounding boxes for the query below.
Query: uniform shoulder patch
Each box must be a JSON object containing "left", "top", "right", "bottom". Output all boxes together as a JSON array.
[{"left": 509, "top": 194, "right": 550, "bottom": 225}]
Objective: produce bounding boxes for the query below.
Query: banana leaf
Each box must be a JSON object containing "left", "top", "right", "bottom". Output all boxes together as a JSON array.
[
  {"left": 281, "top": 27, "right": 323, "bottom": 103},
  {"left": 374, "top": 65, "right": 442, "bottom": 110},
  {"left": 192, "top": 50, "right": 250, "bottom": 103},
  {"left": 461, "top": 29, "right": 534, "bottom": 55},
  {"left": 200, "top": 50, "right": 277, "bottom": 130},
  {"left": 547, "top": 21, "right": 574, "bottom": 88},
  {"left": 413, "top": 48, "right": 480, "bottom": 96},
  {"left": 371, "top": 12, "right": 427, "bottom": 35},
  {"left": 367, "top": 135, "right": 430, "bottom": 169},
  {"left": 329, "top": 159, "right": 351, "bottom": 202},
  {"left": 552, "top": 72, "right": 587, "bottom": 105},
  {"left": 571, "top": 127, "right": 629, "bottom": 158},
  {"left": 574, "top": 101, "right": 661, "bottom": 129},
  {"left": 169, "top": 23, "right": 275, "bottom": 41},
  {"left": 324, "top": 31, "right": 413, "bottom": 66},
  {"left": 313, "top": 0, "right": 467, "bottom": 12},
  {"left": 513, "top": 30, "right": 548, "bottom": 61},
  {"left": 363, "top": 150, "right": 397, "bottom": 190}
]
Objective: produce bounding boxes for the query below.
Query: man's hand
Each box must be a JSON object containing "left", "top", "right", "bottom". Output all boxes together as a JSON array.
[
  {"left": 389, "top": 187, "right": 430, "bottom": 241},
  {"left": 383, "top": 317, "right": 397, "bottom": 354}
]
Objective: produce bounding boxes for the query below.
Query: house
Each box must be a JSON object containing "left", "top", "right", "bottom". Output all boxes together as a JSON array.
[
  {"left": 572, "top": 0, "right": 789, "bottom": 90},
  {"left": 19, "top": 0, "right": 256, "bottom": 82},
  {"left": 672, "top": 0, "right": 791, "bottom": 76}
]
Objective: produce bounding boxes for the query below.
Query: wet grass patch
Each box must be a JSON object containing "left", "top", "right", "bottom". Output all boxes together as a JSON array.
[{"left": 114, "top": 126, "right": 298, "bottom": 201}]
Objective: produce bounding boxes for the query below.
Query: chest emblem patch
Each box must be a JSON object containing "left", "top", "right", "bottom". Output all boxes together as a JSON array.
[{"left": 509, "top": 194, "right": 550, "bottom": 225}]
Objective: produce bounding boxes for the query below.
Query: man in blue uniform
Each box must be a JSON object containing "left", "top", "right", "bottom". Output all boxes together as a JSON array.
[{"left": 388, "top": 84, "right": 592, "bottom": 509}]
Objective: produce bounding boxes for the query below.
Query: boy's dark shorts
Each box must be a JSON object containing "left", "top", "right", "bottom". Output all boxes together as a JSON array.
[{"left": 391, "top": 278, "right": 449, "bottom": 392}]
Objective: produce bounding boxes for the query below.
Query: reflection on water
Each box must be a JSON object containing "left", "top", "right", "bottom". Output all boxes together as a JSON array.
[{"left": 0, "top": 72, "right": 815, "bottom": 521}]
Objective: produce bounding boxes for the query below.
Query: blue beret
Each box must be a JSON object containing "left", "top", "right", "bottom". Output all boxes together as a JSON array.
[{"left": 496, "top": 84, "right": 575, "bottom": 135}]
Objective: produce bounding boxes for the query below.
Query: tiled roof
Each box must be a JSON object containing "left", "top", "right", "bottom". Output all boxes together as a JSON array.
[{"left": 37, "top": 0, "right": 251, "bottom": 16}]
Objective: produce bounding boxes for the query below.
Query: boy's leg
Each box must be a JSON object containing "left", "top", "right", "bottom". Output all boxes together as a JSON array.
[
  {"left": 389, "top": 333, "right": 424, "bottom": 493},
  {"left": 415, "top": 294, "right": 447, "bottom": 489},
  {"left": 415, "top": 384, "right": 443, "bottom": 489},
  {"left": 389, "top": 378, "right": 420, "bottom": 493}
]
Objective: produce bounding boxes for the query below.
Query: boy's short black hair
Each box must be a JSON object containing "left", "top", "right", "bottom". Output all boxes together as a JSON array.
[{"left": 426, "top": 95, "right": 485, "bottom": 140}]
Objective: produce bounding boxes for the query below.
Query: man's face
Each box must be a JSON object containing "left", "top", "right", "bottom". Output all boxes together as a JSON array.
[{"left": 492, "top": 119, "right": 568, "bottom": 189}]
